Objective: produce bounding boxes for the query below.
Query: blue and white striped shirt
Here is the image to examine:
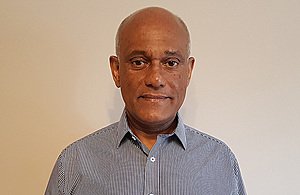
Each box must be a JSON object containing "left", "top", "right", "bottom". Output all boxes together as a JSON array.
[{"left": 45, "top": 110, "right": 246, "bottom": 194}]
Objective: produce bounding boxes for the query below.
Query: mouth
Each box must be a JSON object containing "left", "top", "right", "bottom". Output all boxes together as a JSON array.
[{"left": 138, "top": 94, "right": 172, "bottom": 102}]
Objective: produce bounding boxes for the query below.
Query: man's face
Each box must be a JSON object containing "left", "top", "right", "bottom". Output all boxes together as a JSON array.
[{"left": 110, "top": 16, "right": 194, "bottom": 127}]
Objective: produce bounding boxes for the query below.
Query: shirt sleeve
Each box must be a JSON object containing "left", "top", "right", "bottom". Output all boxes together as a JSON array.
[
  {"left": 230, "top": 151, "right": 247, "bottom": 195},
  {"left": 44, "top": 153, "right": 64, "bottom": 195}
]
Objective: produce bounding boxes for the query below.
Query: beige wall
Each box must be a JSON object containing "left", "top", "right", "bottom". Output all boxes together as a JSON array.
[{"left": 1, "top": 1, "right": 299, "bottom": 194}]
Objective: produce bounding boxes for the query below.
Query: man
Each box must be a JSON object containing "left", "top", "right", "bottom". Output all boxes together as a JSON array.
[{"left": 45, "top": 7, "right": 246, "bottom": 194}]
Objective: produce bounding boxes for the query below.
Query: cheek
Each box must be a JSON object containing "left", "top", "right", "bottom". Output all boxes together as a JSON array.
[
  {"left": 119, "top": 71, "right": 144, "bottom": 97},
  {"left": 120, "top": 69, "right": 135, "bottom": 87},
  {"left": 169, "top": 74, "right": 188, "bottom": 94}
]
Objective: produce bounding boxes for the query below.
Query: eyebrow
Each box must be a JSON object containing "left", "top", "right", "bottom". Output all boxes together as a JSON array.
[
  {"left": 127, "top": 50, "right": 184, "bottom": 59},
  {"left": 128, "top": 50, "right": 147, "bottom": 57},
  {"left": 164, "top": 50, "right": 184, "bottom": 59}
]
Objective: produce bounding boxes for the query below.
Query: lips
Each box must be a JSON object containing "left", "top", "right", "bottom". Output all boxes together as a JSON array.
[{"left": 138, "top": 93, "right": 172, "bottom": 100}]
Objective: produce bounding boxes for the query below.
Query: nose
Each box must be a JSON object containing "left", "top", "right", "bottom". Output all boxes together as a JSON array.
[{"left": 144, "top": 60, "right": 166, "bottom": 89}]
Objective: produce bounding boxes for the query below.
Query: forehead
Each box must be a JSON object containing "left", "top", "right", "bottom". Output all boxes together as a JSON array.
[{"left": 118, "top": 14, "right": 189, "bottom": 56}]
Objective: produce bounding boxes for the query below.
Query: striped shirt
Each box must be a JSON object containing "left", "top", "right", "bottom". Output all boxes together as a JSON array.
[{"left": 45, "top": 110, "right": 246, "bottom": 195}]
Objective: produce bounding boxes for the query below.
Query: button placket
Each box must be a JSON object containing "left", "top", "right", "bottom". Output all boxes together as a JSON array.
[
  {"left": 144, "top": 135, "right": 167, "bottom": 195},
  {"left": 144, "top": 150, "right": 160, "bottom": 195}
]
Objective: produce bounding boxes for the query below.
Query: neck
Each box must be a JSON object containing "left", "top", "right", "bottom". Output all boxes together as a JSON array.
[{"left": 126, "top": 112, "right": 178, "bottom": 150}]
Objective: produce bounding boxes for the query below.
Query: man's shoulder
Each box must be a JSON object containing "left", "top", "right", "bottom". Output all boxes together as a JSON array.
[
  {"left": 183, "top": 124, "right": 232, "bottom": 151},
  {"left": 62, "top": 122, "right": 119, "bottom": 153}
]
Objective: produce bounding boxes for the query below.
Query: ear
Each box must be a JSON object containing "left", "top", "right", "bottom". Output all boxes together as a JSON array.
[
  {"left": 109, "top": 55, "right": 121, "bottom": 88},
  {"left": 187, "top": 57, "right": 195, "bottom": 85}
]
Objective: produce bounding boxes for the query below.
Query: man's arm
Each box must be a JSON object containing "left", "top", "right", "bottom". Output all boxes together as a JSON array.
[
  {"left": 231, "top": 152, "right": 247, "bottom": 195},
  {"left": 45, "top": 155, "right": 63, "bottom": 195}
]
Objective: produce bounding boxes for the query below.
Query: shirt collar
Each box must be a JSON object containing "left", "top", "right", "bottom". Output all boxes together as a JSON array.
[
  {"left": 173, "top": 113, "right": 187, "bottom": 149},
  {"left": 116, "top": 108, "right": 187, "bottom": 150}
]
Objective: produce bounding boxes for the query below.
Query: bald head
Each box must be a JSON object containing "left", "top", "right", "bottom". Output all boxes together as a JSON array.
[{"left": 115, "top": 7, "right": 191, "bottom": 56}]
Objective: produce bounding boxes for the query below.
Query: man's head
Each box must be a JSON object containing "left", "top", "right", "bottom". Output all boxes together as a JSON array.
[
  {"left": 115, "top": 8, "right": 191, "bottom": 57},
  {"left": 110, "top": 7, "right": 195, "bottom": 129}
]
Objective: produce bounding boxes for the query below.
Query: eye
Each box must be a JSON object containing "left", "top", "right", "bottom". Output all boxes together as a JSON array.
[
  {"left": 166, "top": 60, "right": 179, "bottom": 67},
  {"left": 132, "top": 60, "right": 145, "bottom": 66},
  {"left": 129, "top": 58, "right": 149, "bottom": 69}
]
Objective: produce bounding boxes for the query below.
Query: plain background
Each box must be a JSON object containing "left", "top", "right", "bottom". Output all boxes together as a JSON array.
[{"left": 1, "top": 0, "right": 299, "bottom": 194}]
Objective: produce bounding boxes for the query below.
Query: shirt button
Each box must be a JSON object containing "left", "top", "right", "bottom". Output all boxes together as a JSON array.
[
  {"left": 149, "top": 193, "right": 154, "bottom": 195},
  {"left": 150, "top": 157, "right": 155, "bottom": 162},
  {"left": 132, "top": 136, "right": 136, "bottom": 141}
]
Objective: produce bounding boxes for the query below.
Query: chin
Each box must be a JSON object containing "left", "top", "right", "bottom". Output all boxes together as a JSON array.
[{"left": 139, "top": 111, "right": 174, "bottom": 124}]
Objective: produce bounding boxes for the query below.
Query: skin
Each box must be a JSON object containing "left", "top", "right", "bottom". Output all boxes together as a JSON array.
[{"left": 110, "top": 7, "right": 195, "bottom": 150}]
